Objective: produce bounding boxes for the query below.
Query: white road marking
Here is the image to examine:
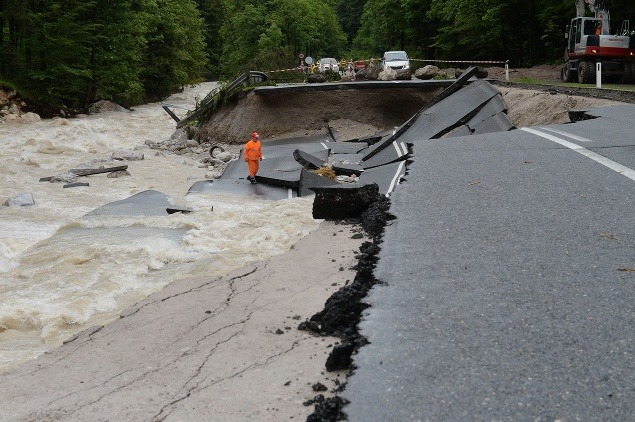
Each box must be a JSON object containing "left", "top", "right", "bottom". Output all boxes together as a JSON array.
[
  {"left": 387, "top": 160, "right": 407, "bottom": 196},
  {"left": 400, "top": 142, "right": 408, "bottom": 155},
  {"left": 288, "top": 189, "right": 293, "bottom": 199},
  {"left": 391, "top": 141, "right": 409, "bottom": 157},
  {"left": 522, "top": 127, "right": 635, "bottom": 182},
  {"left": 540, "top": 127, "right": 595, "bottom": 143},
  {"left": 320, "top": 142, "right": 329, "bottom": 149},
  {"left": 392, "top": 141, "right": 403, "bottom": 157}
]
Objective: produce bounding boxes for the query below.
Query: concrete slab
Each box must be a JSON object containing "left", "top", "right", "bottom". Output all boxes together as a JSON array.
[
  {"left": 361, "top": 120, "right": 415, "bottom": 162},
  {"left": 294, "top": 149, "right": 328, "bottom": 169},
  {"left": 84, "top": 190, "right": 174, "bottom": 217},
  {"left": 262, "top": 143, "right": 329, "bottom": 160},
  {"left": 471, "top": 112, "right": 515, "bottom": 134},
  {"left": 362, "top": 140, "right": 409, "bottom": 170},
  {"left": 329, "top": 153, "right": 365, "bottom": 165},
  {"left": 358, "top": 161, "right": 407, "bottom": 196},
  {"left": 254, "top": 156, "right": 304, "bottom": 189},
  {"left": 465, "top": 94, "right": 507, "bottom": 128},
  {"left": 327, "top": 142, "right": 369, "bottom": 154},
  {"left": 327, "top": 153, "right": 365, "bottom": 176},
  {"left": 397, "top": 80, "right": 501, "bottom": 142},
  {"left": 298, "top": 169, "right": 340, "bottom": 197},
  {"left": 422, "top": 66, "right": 478, "bottom": 109},
  {"left": 332, "top": 163, "right": 365, "bottom": 177},
  {"left": 445, "top": 125, "right": 473, "bottom": 137},
  {"left": 360, "top": 133, "right": 395, "bottom": 161},
  {"left": 187, "top": 179, "right": 296, "bottom": 200},
  {"left": 265, "top": 133, "right": 332, "bottom": 146},
  {"left": 357, "top": 134, "right": 385, "bottom": 145}
]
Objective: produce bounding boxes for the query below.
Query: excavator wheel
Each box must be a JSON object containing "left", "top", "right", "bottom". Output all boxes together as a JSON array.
[
  {"left": 578, "top": 61, "right": 592, "bottom": 84},
  {"left": 621, "top": 62, "right": 635, "bottom": 84},
  {"left": 562, "top": 64, "right": 576, "bottom": 83}
]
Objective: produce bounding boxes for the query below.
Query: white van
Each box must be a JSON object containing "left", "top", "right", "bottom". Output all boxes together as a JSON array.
[
  {"left": 318, "top": 58, "right": 340, "bottom": 73},
  {"left": 382, "top": 51, "right": 410, "bottom": 70}
]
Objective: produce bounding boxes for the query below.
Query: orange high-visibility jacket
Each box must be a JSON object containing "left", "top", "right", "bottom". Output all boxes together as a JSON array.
[{"left": 244, "top": 139, "right": 263, "bottom": 161}]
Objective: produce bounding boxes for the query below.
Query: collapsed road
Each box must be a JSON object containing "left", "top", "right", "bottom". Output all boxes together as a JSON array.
[
  {"left": 0, "top": 69, "right": 633, "bottom": 421},
  {"left": 317, "top": 89, "right": 635, "bottom": 419},
  {"left": 194, "top": 70, "right": 635, "bottom": 419}
]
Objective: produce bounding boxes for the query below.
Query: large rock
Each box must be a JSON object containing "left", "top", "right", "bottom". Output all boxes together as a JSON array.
[
  {"left": 356, "top": 63, "right": 381, "bottom": 80},
  {"left": 415, "top": 65, "right": 439, "bottom": 80},
  {"left": 312, "top": 183, "right": 380, "bottom": 219},
  {"left": 50, "top": 172, "right": 78, "bottom": 183},
  {"left": 378, "top": 67, "right": 397, "bottom": 81},
  {"left": 18, "top": 112, "right": 41, "bottom": 123},
  {"left": 112, "top": 149, "right": 144, "bottom": 161},
  {"left": 214, "top": 151, "right": 233, "bottom": 162},
  {"left": 3, "top": 192, "right": 35, "bottom": 207},
  {"left": 307, "top": 73, "right": 326, "bottom": 83},
  {"left": 395, "top": 69, "right": 412, "bottom": 80},
  {"left": 89, "top": 100, "right": 129, "bottom": 114}
]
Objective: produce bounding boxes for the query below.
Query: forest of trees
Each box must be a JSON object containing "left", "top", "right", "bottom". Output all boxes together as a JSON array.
[{"left": 0, "top": 0, "right": 632, "bottom": 110}]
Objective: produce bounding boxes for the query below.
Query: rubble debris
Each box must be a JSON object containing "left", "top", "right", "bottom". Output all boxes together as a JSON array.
[
  {"left": 63, "top": 182, "right": 90, "bottom": 188},
  {"left": 3, "top": 192, "right": 35, "bottom": 207},
  {"left": 69, "top": 165, "right": 128, "bottom": 176},
  {"left": 311, "top": 184, "right": 380, "bottom": 219}
]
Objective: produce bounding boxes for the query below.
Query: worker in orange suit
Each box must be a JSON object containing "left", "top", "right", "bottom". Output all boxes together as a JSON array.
[{"left": 244, "top": 131, "right": 263, "bottom": 184}]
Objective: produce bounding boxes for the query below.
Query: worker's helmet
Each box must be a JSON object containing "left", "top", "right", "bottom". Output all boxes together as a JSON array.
[{"left": 252, "top": 131, "right": 259, "bottom": 139}]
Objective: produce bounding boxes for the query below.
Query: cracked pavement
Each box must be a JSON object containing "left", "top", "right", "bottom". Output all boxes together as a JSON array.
[{"left": 0, "top": 221, "right": 366, "bottom": 422}]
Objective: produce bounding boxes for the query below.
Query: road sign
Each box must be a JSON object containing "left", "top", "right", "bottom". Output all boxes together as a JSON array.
[{"left": 305, "top": 56, "right": 313, "bottom": 65}]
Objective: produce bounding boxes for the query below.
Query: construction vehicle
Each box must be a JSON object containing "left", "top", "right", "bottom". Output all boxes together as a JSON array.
[{"left": 561, "top": 0, "right": 635, "bottom": 83}]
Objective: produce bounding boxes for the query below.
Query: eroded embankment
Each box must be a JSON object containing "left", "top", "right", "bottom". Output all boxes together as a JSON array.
[
  {"left": 196, "top": 88, "right": 443, "bottom": 144},
  {"left": 195, "top": 83, "right": 630, "bottom": 146}
]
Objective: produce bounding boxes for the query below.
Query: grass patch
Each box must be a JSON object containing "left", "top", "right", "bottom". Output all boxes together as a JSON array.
[{"left": 509, "top": 77, "right": 635, "bottom": 91}]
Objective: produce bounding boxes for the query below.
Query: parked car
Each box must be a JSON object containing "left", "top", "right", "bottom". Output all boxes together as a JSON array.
[
  {"left": 318, "top": 58, "right": 339, "bottom": 73},
  {"left": 382, "top": 51, "right": 410, "bottom": 70}
]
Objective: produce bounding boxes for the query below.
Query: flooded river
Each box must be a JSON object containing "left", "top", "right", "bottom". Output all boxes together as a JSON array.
[{"left": 0, "top": 83, "right": 319, "bottom": 372}]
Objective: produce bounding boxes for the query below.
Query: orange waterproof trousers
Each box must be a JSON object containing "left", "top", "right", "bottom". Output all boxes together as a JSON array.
[{"left": 247, "top": 159, "right": 260, "bottom": 177}]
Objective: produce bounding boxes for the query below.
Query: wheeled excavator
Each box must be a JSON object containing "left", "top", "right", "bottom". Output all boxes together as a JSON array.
[{"left": 561, "top": 0, "right": 635, "bottom": 83}]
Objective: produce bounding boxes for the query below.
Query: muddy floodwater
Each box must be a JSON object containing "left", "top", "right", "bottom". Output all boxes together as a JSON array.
[{"left": 0, "top": 83, "right": 320, "bottom": 372}]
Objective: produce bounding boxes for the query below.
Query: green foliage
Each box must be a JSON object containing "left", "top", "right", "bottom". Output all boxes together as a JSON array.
[
  {"left": 336, "top": 0, "right": 368, "bottom": 43},
  {"left": 196, "top": 0, "right": 226, "bottom": 78},
  {"left": 2, "top": 0, "right": 632, "bottom": 110},
  {"left": 0, "top": 0, "right": 207, "bottom": 109},
  {"left": 139, "top": 0, "right": 208, "bottom": 100},
  {"left": 218, "top": 0, "right": 346, "bottom": 77}
]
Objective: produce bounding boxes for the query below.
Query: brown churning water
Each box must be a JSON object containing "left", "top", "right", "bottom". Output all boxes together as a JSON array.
[{"left": 0, "top": 83, "right": 319, "bottom": 372}]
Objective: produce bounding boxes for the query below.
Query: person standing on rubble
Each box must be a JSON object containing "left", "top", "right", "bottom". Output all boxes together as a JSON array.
[{"left": 244, "top": 131, "right": 263, "bottom": 184}]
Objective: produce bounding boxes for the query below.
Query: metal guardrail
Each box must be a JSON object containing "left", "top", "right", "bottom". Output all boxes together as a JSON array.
[{"left": 163, "top": 71, "right": 267, "bottom": 128}]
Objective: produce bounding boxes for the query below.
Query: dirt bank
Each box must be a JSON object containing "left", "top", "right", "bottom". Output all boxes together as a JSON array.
[
  {"left": 196, "top": 78, "right": 631, "bottom": 146},
  {"left": 197, "top": 88, "right": 444, "bottom": 144}
]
